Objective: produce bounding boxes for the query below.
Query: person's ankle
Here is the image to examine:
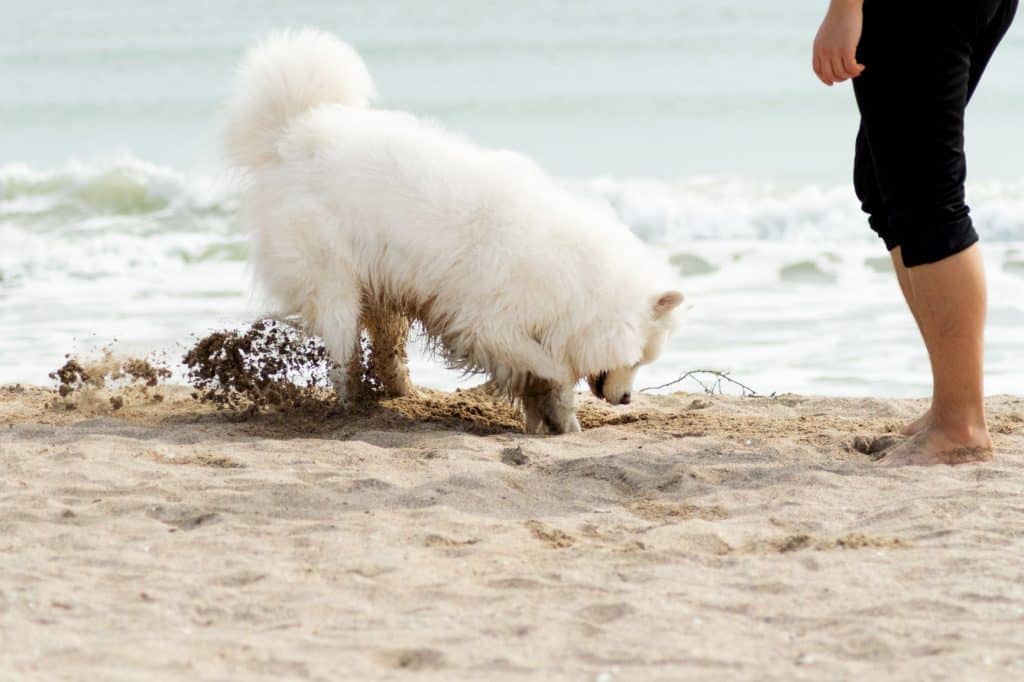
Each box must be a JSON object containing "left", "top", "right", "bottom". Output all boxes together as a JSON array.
[{"left": 928, "top": 412, "right": 992, "bottom": 448}]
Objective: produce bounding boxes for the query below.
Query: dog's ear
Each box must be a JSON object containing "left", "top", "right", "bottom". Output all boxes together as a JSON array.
[{"left": 652, "top": 291, "right": 685, "bottom": 318}]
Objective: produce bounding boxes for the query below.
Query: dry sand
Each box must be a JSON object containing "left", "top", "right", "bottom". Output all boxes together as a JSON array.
[{"left": 2, "top": 383, "right": 1023, "bottom": 680}]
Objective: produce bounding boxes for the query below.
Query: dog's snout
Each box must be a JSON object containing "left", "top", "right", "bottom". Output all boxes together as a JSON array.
[{"left": 620, "top": 392, "right": 631, "bottom": 405}]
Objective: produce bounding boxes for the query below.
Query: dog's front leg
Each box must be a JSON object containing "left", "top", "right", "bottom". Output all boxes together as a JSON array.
[
  {"left": 329, "top": 336, "right": 364, "bottom": 406},
  {"left": 520, "top": 380, "right": 581, "bottom": 435},
  {"left": 522, "top": 391, "right": 546, "bottom": 434},
  {"left": 306, "top": 285, "right": 363, "bottom": 406},
  {"left": 541, "top": 384, "right": 581, "bottom": 434}
]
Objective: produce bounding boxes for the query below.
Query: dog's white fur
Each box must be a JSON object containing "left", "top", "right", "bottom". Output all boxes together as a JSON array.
[{"left": 223, "top": 29, "right": 684, "bottom": 433}]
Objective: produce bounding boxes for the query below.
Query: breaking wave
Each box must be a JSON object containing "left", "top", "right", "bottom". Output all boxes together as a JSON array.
[
  {"left": 577, "top": 176, "right": 1024, "bottom": 244},
  {"left": 3, "top": 156, "right": 1022, "bottom": 245}
]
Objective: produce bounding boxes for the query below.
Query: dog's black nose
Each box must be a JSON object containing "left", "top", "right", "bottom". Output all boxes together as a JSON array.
[{"left": 620, "top": 393, "right": 631, "bottom": 405}]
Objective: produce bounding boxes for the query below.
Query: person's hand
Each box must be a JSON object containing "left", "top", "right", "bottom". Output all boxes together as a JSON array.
[{"left": 813, "top": 0, "right": 866, "bottom": 86}]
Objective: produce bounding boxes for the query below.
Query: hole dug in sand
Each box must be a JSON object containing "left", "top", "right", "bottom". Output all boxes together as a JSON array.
[{"left": 851, "top": 434, "right": 904, "bottom": 459}]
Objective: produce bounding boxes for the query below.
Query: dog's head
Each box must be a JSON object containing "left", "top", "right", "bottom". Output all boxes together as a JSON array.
[{"left": 586, "top": 291, "right": 684, "bottom": 405}]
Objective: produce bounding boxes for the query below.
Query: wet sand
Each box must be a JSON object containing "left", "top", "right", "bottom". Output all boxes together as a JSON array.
[{"left": 2, "top": 384, "right": 1023, "bottom": 680}]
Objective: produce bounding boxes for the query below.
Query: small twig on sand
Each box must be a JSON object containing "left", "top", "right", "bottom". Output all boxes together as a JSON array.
[{"left": 640, "top": 370, "right": 764, "bottom": 397}]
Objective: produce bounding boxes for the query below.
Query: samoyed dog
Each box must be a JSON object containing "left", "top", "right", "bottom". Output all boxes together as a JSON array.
[{"left": 223, "top": 29, "right": 684, "bottom": 434}]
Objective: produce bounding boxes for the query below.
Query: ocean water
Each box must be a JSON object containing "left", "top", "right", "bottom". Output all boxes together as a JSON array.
[{"left": 2, "top": 1, "right": 1022, "bottom": 397}]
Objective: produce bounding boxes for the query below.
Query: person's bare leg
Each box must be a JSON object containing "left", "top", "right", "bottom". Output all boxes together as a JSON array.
[
  {"left": 890, "top": 246, "right": 932, "bottom": 436},
  {"left": 878, "top": 244, "right": 993, "bottom": 466}
]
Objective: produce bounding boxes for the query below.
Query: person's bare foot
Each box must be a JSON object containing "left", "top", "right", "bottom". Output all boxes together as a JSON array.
[
  {"left": 901, "top": 408, "right": 931, "bottom": 436},
  {"left": 877, "top": 423, "right": 993, "bottom": 466}
]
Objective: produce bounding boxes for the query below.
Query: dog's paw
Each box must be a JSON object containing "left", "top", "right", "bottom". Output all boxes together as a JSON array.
[
  {"left": 520, "top": 387, "right": 580, "bottom": 435},
  {"left": 384, "top": 377, "right": 416, "bottom": 398},
  {"left": 548, "top": 413, "right": 581, "bottom": 435},
  {"left": 540, "top": 410, "right": 581, "bottom": 435},
  {"left": 523, "top": 413, "right": 545, "bottom": 434},
  {"left": 328, "top": 366, "right": 363, "bottom": 405}
]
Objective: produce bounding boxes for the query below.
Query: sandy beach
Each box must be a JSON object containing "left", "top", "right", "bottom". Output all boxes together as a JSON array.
[
  {"left": 4, "top": 3, "right": 1023, "bottom": 680},
  {"left": 2, "top": 383, "right": 1023, "bottom": 680}
]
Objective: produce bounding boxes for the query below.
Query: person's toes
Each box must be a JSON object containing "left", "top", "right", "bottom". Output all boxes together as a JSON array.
[
  {"left": 876, "top": 451, "right": 908, "bottom": 467},
  {"left": 874, "top": 443, "right": 906, "bottom": 466},
  {"left": 900, "top": 411, "right": 931, "bottom": 437}
]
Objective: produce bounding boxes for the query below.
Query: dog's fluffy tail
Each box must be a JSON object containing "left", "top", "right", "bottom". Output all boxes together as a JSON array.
[{"left": 222, "top": 29, "right": 376, "bottom": 169}]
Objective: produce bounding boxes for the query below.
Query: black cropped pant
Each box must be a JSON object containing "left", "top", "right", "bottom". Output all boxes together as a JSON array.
[{"left": 853, "top": 0, "right": 1018, "bottom": 267}]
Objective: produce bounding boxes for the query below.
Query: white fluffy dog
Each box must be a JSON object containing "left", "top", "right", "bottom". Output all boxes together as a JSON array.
[{"left": 223, "top": 29, "right": 684, "bottom": 434}]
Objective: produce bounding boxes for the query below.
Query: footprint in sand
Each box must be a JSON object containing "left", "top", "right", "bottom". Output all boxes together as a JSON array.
[
  {"left": 500, "top": 445, "right": 529, "bottom": 466},
  {"left": 378, "top": 648, "right": 447, "bottom": 671},
  {"left": 524, "top": 520, "right": 575, "bottom": 548},
  {"left": 578, "top": 603, "right": 635, "bottom": 624},
  {"left": 147, "top": 505, "right": 221, "bottom": 531},
  {"left": 422, "top": 533, "right": 480, "bottom": 548}
]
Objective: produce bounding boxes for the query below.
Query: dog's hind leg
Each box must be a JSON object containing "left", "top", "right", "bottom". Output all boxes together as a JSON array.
[{"left": 365, "top": 306, "right": 414, "bottom": 397}]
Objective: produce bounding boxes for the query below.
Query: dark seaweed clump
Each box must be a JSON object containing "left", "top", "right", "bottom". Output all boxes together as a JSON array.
[{"left": 182, "top": 319, "right": 337, "bottom": 413}]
